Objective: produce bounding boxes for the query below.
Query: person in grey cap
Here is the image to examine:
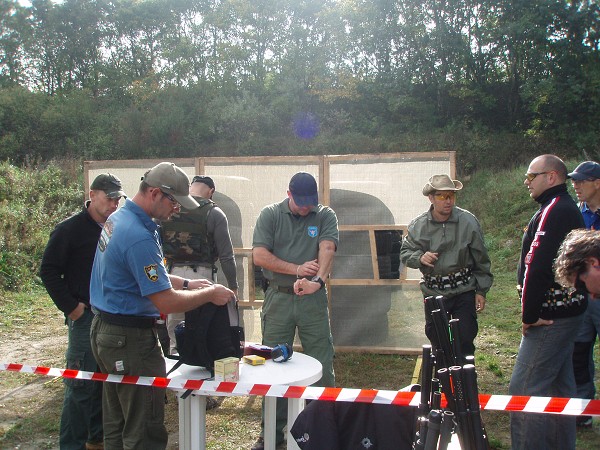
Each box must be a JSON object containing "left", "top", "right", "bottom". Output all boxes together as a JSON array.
[
  {"left": 251, "top": 172, "right": 338, "bottom": 449},
  {"left": 400, "top": 174, "right": 493, "bottom": 361},
  {"left": 40, "top": 173, "right": 126, "bottom": 450},
  {"left": 568, "top": 160, "right": 600, "bottom": 428},
  {"left": 89, "top": 162, "right": 235, "bottom": 449}
]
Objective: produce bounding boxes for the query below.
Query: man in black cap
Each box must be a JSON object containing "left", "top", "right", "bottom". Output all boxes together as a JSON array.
[
  {"left": 40, "top": 173, "right": 126, "bottom": 450},
  {"left": 161, "top": 175, "right": 238, "bottom": 355},
  {"left": 568, "top": 160, "right": 600, "bottom": 428},
  {"left": 251, "top": 172, "right": 339, "bottom": 449},
  {"left": 400, "top": 174, "right": 493, "bottom": 360}
]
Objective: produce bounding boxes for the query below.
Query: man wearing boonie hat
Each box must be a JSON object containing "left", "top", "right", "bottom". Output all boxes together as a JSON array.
[
  {"left": 568, "top": 160, "right": 600, "bottom": 428},
  {"left": 89, "top": 162, "right": 235, "bottom": 449},
  {"left": 40, "top": 172, "right": 126, "bottom": 450},
  {"left": 251, "top": 172, "right": 338, "bottom": 449},
  {"left": 400, "top": 174, "right": 493, "bottom": 361}
]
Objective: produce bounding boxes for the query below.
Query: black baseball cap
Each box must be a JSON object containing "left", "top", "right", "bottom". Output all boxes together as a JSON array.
[
  {"left": 192, "top": 175, "right": 215, "bottom": 190},
  {"left": 568, "top": 161, "right": 600, "bottom": 181},
  {"left": 289, "top": 172, "right": 318, "bottom": 207},
  {"left": 90, "top": 173, "right": 126, "bottom": 198}
]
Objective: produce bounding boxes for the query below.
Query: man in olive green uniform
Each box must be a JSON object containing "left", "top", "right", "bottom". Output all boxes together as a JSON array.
[
  {"left": 161, "top": 175, "right": 238, "bottom": 355},
  {"left": 251, "top": 172, "right": 338, "bottom": 450},
  {"left": 400, "top": 174, "right": 493, "bottom": 360}
]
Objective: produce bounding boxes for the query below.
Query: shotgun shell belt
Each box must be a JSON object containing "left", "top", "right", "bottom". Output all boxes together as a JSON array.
[{"left": 423, "top": 268, "right": 473, "bottom": 290}]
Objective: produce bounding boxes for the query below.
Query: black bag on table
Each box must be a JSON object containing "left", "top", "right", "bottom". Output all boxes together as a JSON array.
[{"left": 167, "top": 299, "right": 244, "bottom": 378}]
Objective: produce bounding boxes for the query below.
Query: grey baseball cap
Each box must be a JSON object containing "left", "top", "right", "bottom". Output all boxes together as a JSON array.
[
  {"left": 90, "top": 173, "right": 126, "bottom": 198},
  {"left": 142, "top": 162, "right": 199, "bottom": 209}
]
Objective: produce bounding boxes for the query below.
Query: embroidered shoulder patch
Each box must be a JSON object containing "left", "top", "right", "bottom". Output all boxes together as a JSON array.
[
  {"left": 307, "top": 226, "right": 318, "bottom": 238},
  {"left": 144, "top": 264, "right": 159, "bottom": 282}
]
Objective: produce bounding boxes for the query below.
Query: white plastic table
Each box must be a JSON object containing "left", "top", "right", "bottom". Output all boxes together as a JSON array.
[{"left": 166, "top": 353, "right": 322, "bottom": 450}]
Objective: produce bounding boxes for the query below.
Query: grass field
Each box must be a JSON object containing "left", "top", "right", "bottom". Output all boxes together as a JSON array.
[{"left": 1, "top": 162, "right": 600, "bottom": 448}]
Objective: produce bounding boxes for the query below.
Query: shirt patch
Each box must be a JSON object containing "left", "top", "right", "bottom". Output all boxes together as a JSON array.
[
  {"left": 307, "top": 226, "right": 318, "bottom": 238},
  {"left": 98, "top": 219, "right": 113, "bottom": 252},
  {"left": 144, "top": 264, "right": 159, "bottom": 282}
]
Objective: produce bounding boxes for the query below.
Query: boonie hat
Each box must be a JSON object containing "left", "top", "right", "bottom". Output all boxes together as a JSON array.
[
  {"left": 192, "top": 175, "right": 215, "bottom": 190},
  {"left": 90, "top": 173, "right": 126, "bottom": 198},
  {"left": 142, "top": 162, "right": 199, "bottom": 209},
  {"left": 289, "top": 172, "right": 318, "bottom": 207},
  {"left": 568, "top": 161, "right": 600, "bottom": 181},
  {"left": 422, "top": 174, "right": 463, "bottom": 196}
]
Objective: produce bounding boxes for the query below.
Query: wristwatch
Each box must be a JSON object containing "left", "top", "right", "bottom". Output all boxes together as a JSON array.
[
  {"left": 182, "top": 279, "right": 190, "bottom": 290},
  {"left": 311, "top": 276, "right": 325, "bottom": 289}
]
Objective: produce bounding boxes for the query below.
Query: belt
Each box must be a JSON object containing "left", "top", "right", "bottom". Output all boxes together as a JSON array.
[
  {"left": 97, "top": 311, "right": 158, "bottom": 328},
  {"left": 270, "top": 284, "right": 295, "bottom": 295}
]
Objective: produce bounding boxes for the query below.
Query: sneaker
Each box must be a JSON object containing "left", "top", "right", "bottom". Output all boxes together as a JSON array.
[{"left": 577, "top": 415, "right": 593, "bottom": 428}]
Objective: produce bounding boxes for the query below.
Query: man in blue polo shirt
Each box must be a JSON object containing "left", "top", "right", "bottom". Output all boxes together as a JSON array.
[
  {"left": 90, "top": 162, "right": 235, "bottom": 449},
  {"left": 569, "top": 160, "right": 600, "bottom": 428}
]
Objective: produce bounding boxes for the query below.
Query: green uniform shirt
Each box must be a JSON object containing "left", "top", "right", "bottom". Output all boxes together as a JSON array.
[
  {"left": 252, "top": 199, "right": 339, "bottom": 286},
  {"left": 400, "top": 205, "right": 493, "bottom": 298}
]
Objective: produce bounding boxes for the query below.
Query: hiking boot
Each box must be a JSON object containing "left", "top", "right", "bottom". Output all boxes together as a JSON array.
[
  {"left": 206, "top": 396, "right": 222, "bottom": 411},
  {"left": 250, "top": 437, "right": 286, "bottom": 450},
  {"left": 577, "top": 415, "right": 593, "bottom": 428},
  {"left": 85, "top": 442, "right": 104, "bottom": 450}
]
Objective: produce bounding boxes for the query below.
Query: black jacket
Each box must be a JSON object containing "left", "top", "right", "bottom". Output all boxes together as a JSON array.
[
  {"left": 518, "top": 184, "right": 586, "bottom": 323},
  {"left": 40, "top": 202, "right": 102, "bottom": 316},
  {"left": 290, "top": 400, "right": 416, "bottom": 449}
]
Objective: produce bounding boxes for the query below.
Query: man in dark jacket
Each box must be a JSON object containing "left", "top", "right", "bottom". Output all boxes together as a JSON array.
[
  {"left": 40, "top": 173, "right": 125, "bottom": 450},
  {"left": 509, "top": 154, "right": 586, "bottom": 450}
]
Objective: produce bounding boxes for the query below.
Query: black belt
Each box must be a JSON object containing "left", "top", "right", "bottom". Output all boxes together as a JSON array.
[
  {"left": 97, "top": 311, "right": 157, "bottom": 328},
  {"left": 271, "top": 284, "right": 295, "bottom": 295}
]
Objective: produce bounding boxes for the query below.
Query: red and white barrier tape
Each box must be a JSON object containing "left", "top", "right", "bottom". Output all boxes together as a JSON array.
[{"left": 3, "top": 362, "right": 600, "bottom": 416}]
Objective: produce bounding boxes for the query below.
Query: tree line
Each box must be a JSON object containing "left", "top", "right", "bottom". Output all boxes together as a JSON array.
[{"left": 1, "top": 0, "right": 600, "bottom": 172}]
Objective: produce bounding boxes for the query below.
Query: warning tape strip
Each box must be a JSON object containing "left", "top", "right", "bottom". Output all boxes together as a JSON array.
[{"left": 3, "top": 362, "right": 600, "bottom": 416}]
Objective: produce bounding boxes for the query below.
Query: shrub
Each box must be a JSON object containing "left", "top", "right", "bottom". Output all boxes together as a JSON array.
[{"left": 0, "top": 161, "right": 82, "bottom": 290}]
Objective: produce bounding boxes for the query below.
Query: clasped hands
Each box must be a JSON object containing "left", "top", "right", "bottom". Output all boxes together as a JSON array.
[{"left": 293, "top": 259, "right": 320, "bottom": 296}]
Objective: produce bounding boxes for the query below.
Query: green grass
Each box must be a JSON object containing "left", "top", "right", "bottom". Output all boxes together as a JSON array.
[{"left": 1, "top": 162, "right": 600, "bottom": 448}]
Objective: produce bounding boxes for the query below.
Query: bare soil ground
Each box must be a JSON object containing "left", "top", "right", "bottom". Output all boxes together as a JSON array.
[{"left": 2, "top": 298, "right": 600, "bottom": 449}]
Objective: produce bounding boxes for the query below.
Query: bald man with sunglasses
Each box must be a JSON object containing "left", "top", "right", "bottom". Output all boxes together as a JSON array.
[
  {"left": 400, "top": 174, "right": 493, "bottom": 361},
  {"left": 509, "top": 154, "right": 586, "bottom": 450}
]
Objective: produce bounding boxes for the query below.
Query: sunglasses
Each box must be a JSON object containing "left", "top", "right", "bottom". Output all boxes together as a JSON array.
[
  {"left": 160, "top": 190, "right": 179, "bottom": 205},
  {"left": 434, "top": 193, "right": 456, "bottom": 201},
  {"left": 525, "top": 171, "right": 550, "bottom": 182}
]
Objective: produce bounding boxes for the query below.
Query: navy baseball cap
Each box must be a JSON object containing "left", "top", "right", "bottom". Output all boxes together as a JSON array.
[
  {"left": 289, "top": 172, "right": 318, "bottom": 207},
  {"left": 568, "top": 161, "right": 600, "bottom": 181}
]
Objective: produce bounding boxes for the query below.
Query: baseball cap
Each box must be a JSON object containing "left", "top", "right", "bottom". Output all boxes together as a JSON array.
[
  {"left": 568, "top": 161, "right": 600, "bottom": 181},
  {"left": 192, "top": 175, "right": 215, "bottom": 190},
  {"left": 90, "top": 173, "right": 126, "bottom": 198},
  {"left": 142, "top": 162, "right": 199, "bottom": 209},
  {"left": 289, "top": 172, "right": 318, "bottom": 207}
]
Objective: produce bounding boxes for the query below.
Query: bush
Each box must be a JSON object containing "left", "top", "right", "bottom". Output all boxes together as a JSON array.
[{"left": 0, "top": 161, "right": 82, "bottom": 290}]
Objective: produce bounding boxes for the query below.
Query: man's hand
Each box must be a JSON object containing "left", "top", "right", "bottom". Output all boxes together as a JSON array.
[
  {"left": 475, "top": 294, "right": 486, "bottom": 312},
  {"left": 297, "top": 259, "right": 319, "bottom": 278},
  {"left": 189, "top": 278, "right": 213, "bottom": 289},
  {"left": 293, "top": 278, "right": 321, "bottom": 296},
  {"left": 67, "top": 302, "right": 86, "bottom": 321},
  {"left": 522, "top": 318, "right": 554, "bottom": 336},
  {"left": 420, "top": 252, "right": 439, "bottom": 268},
  {"left": 208, "top": 284, "right": 235, "bottom": 306}
]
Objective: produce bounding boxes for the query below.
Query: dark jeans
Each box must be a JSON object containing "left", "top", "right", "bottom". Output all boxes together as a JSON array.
[
  {"left": 60, "top": 308, "right": 103, "bottom": 449},
  {"left": 424, "top": 290, "right": 478, "bottom": 361}
]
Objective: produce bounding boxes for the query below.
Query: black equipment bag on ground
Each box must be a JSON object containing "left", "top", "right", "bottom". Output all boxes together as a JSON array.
[{"left": 167, "top": 299, "right": 244, "bottom": 378}]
